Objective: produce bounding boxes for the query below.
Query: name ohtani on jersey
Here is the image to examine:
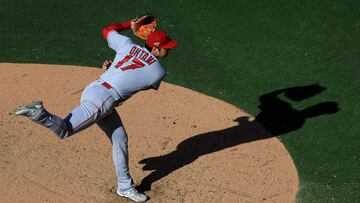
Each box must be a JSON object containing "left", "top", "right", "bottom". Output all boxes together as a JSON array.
[
  {"left": 129, "top": 46, "right": 156, "bottom": 65},
  {"left": 114, "top": 46, "right": 157, "bottom": 71}
]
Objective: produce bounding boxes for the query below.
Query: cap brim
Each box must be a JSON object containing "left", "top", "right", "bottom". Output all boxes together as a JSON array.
[{"left": 160, "top": 40, "right": 178, "bottom": 49}]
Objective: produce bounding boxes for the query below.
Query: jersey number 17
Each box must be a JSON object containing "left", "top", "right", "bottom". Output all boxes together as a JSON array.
[{"left": 115, "top": 55, "right": 145, "bottom": 71}]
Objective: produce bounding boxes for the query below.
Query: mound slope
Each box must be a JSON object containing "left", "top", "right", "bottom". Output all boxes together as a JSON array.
[{"left": 0, "top": 63, "right": 298, "bottom": 202}]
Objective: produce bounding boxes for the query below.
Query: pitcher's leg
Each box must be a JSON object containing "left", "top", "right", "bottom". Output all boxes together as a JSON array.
[
  {"left": 96, "top": 111, "right": 134, "bottom": 192},
  {"left": 13, "top": 100, "right": 101, "bottom": 139},
  {"left": 34, "top": 108, "right": 73, "bottom": 139}
]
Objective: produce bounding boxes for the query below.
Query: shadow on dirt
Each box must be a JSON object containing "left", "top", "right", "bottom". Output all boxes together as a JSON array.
[{"left": 136, "top": 84, "right": 339, "bottom": 192}]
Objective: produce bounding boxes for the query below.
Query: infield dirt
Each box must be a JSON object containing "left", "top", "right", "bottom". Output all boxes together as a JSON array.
[{"left": 0, "top": 63, "right": 298, "bottom": 202}]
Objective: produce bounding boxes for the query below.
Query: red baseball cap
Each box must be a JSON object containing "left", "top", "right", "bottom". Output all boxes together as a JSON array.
[{"left": 146, "top": 30, "right": 178, "bottom": 49}]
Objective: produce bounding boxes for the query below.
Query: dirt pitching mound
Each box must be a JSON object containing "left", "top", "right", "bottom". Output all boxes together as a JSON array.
[{"left": 0, "top": 63, "right": 298, "bottom": 203}]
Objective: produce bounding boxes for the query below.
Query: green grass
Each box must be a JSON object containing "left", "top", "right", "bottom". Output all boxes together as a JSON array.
[{"left": 1, "top": 0, "right": 359, "bottom": 202}]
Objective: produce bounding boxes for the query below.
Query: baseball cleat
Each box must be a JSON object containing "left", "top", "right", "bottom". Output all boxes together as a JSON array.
[
  {"left": 117, "top": 188, "right": 148, "bottom": 202},
  {"left": 11, "top": 101, "right": 43, "bottom": 117}
]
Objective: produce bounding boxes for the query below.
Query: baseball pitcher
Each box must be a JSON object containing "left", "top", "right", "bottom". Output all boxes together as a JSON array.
[{"left": 11, "top": 15, "right": 177, "bottom": 202}]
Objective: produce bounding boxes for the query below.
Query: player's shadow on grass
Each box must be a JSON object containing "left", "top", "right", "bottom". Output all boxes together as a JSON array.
[{"left": 136, "top": 84, "right": 339, "bottom": 193}]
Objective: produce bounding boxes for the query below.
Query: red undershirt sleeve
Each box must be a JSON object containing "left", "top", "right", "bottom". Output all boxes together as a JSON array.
[{"left": 102, "top": 21, "right": 131, "bottom": 40}]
